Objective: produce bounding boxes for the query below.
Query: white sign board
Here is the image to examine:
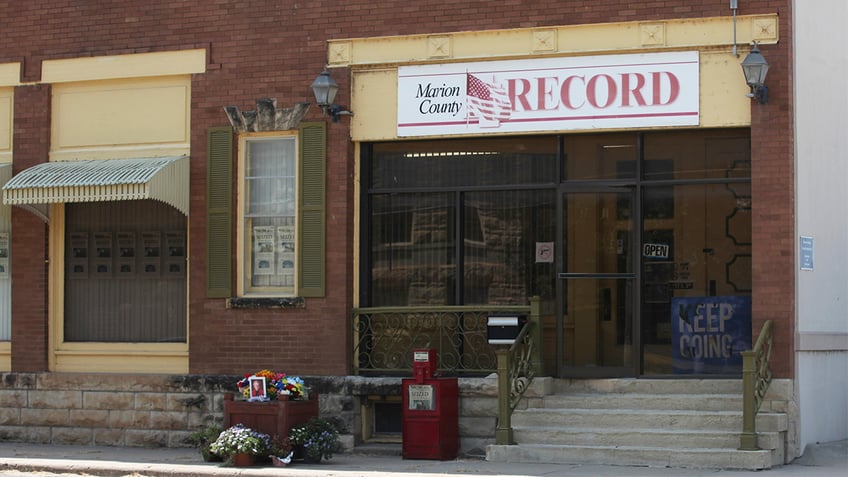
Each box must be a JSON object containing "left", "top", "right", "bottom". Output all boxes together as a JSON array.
[{"left": 397, "top": 51, "right": 699, "bottom": 137}]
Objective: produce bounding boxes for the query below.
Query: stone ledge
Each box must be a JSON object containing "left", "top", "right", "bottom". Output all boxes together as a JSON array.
[{"left": 227, "top": 297, "right": 305, "bottom": 309}]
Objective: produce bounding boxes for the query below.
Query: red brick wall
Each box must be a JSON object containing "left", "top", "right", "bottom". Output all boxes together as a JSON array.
[
  {"left": 0, "top": 1, "right": 795, "bottom": 378},
  {"left": 10, "top": 85, "right": 51, "bottom": 371},
  {"left": 749, "top": 5, "right": 795, "bottom": 379}
]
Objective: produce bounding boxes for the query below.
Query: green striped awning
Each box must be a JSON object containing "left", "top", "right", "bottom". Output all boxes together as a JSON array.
[{"left": 2, "top": 156, "right": 189, "bottom": 221}]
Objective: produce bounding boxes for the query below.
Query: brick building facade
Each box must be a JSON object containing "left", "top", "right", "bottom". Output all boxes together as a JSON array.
[{"left": 0, "top": 0, "right": 844, "bottom": 468}]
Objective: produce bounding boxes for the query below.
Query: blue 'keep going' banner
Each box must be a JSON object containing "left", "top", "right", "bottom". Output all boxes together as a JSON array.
[{"left": 671, "top": 296, "right": 752, "bottom": 374}]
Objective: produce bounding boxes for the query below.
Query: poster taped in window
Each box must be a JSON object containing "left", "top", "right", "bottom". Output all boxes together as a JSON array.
[
  {"left": 116, "top": 232, "right": 136, "bottom": 277},
  {"left": 165, "top": 231, "right": 186, "bottom": 277},
  {"left": 141, "top": 232, "right": 161, "bottom": 277},
  {"left": 93, "top": 232, "right": 112, "bottom": 277},
  {"left": 69, "top": 232, "right": 88, "bottom": 279},
  {"left": 253, "top": 225, "right": 275, "bottom": 275},
  {"left": 276, "top": 225, "right": 295, "bottom": 277}
]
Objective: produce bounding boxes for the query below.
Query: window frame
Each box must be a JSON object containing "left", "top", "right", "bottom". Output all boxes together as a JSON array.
[{"left": 236, "top": 131, "right": 300, "bottom": 297}]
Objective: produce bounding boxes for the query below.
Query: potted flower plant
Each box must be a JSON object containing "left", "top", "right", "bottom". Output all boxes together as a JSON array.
[
  {"left": 289, "top": 416, "right": 342, "bottom": 463},
  {"left": 208, "top": 424, "right": 272, "bottom": 466},
  {"left": 187, "top": 425, "right": 222, "bottom": 462}
]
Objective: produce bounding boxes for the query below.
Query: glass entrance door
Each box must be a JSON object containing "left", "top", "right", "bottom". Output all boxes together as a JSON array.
[{"left": 559, "top": 189, "right": 637, "bottom": 377}]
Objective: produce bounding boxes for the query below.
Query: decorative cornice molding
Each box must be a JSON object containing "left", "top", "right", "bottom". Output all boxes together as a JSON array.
[
  {"left": 326, "top": 14, "right": 779, "bottom": 68},
  {"left": 224, "top": 99, "right": 310, "bottom": 133}
]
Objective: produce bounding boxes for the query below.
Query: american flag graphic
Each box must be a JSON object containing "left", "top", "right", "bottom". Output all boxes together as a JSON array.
[{"left": 466, "top": 74, "right": 512, "bottom": 126}]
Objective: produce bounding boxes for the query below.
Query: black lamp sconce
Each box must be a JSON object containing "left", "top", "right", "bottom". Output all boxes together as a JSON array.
[
  {"left": 741, "top": 43, "right": 769, "bottom": 105},
  {"left": 311, "top": 69, "right": 354, "bottom": 122}
]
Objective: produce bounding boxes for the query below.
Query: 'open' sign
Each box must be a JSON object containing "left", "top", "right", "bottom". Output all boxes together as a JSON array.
[{"left": 643, "top": 243, "right": 669, "bottom": 258}]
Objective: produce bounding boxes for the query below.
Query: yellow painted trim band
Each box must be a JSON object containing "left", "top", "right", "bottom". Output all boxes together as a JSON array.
[
  {"left": 42, "top": 49, "right": 207, "bottom": 84},
  {"left": 0, "top": 64, "right": 20, "bottom": 87},
  {"left": 328, "top": 14, "right": 777, "bottom": 67},
  {"left": 0, "top": 342, "right": 9, "bottom": 372}
]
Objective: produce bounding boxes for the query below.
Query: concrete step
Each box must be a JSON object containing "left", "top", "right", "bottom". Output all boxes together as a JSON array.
[
  {"left": 542, "top": 392, "right": 743, "bottom": 411},
  {"left": 503, "top": 379, "right": 787, "bottom": 469},
  {"left": 512, "top": 408, "right": 787, "bottom": 433},
  {"left": 512, "top": 408, "right": 744, "bottom": 430},
  {"left": 553, "top": 378, "right": 743, "bottom": 395},
  {"left": 512, "top": 426, "right": 784, "bottom": 451},
  {"left": 349, "top": 442, "right": 402, "bottom": 456},
  {"left": 486, "top": 443, "right": 774, "bottom": 470}
]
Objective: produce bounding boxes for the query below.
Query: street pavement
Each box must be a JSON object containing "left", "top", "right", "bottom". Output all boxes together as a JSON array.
[{"left": 0, "top": 440, "right": 846, "bottom": 477}]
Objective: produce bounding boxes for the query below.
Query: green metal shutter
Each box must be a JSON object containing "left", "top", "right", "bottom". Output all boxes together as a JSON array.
[
  {"left": 206, "top": 126, "right": 233, "bottom": 298},
  {"left": 298, "top": 122, "right": 326, "bottom": 297}
]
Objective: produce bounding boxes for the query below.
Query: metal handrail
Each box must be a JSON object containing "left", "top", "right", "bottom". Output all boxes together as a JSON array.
[
  {"left": 739, "top": 319, "right": 774, "bottom": 450},
  {"left": 494, "top": 296, "right": 541, "bottom": 445}
]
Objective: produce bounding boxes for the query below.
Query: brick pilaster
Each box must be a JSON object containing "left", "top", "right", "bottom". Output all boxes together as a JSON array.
[{"left": 10, "top": 84, "right": 50, "bottom": 372}]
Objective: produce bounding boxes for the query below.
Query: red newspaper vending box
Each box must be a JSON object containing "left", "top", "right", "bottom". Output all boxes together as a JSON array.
[{"left": 402, "top": 348, "right": 459, "bottom": 460}]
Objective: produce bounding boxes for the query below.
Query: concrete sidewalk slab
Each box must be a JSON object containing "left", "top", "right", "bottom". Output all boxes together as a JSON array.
[{"left": 0, "top": 441, "right": 845, "bottom": 477}]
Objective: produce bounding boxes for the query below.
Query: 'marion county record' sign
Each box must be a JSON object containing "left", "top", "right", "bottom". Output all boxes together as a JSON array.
[{"left": 397, "top": 51, "right": 699, "bottom": 137}]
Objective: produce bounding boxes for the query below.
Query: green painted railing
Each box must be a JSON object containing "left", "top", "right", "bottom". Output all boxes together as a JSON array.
[
  {"left": 493, "top": 297, "right": 541, "bottom": 444},
  {"left": 739, "top": 319, "right": 774, "bottom": 450},
  {"left": 352, "top": 297, "right": 541, "bottom": 376}
]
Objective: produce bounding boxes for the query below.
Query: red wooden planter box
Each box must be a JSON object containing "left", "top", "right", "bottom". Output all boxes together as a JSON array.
[{"left": 223, "top": 393, "right": 319, "bottom": 440}]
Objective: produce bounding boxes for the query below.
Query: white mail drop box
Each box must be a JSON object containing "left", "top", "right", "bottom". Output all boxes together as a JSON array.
[{"left": 487, "top": 315, "right": 527, "bottom": 345}]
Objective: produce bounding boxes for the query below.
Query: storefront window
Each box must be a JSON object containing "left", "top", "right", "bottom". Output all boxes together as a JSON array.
[
  {"left": 365, "top": 128, "right": 750, "bottom": 377},
  {"left": 367, "top": 138, "right": 557, "bottom": 307},
  {"left": 641, "top": 130, "right": 752, "bottom": 375},
  {"left": 64, "top": 200, "right": 186, "bottom": 342}
]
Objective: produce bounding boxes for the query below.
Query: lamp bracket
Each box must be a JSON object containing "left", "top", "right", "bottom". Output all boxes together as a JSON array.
[{"left": 323, "top": 104, "right": 354, "bottom": 123}]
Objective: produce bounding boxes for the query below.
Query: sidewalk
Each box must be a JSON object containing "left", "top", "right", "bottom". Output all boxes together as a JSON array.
[{"left": 0, "top": 440, "right": 846, "bottom": 477}]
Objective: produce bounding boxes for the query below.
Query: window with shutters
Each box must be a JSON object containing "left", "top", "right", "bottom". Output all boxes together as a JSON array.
[
  {"left": 207, "top": 123, "right": 325, "bottom": 300},
  {"left": 238, "top": 132, "right": 299, "bottom": 296}
]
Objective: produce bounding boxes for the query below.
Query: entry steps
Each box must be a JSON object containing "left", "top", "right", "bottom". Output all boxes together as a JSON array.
[{"left": 486, "top": 378, "right": 787, "bottom": 470}]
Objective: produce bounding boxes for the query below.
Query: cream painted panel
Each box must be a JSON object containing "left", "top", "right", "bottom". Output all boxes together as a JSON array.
[
  {"left": 42, "top": 49, "right": 205, "bottom": 83},
  {"left": 0, "top": 90, "right": 10, "bottom": 156},
  {"left": 699, "top": 50, "right": 751, "bottom": 128},
  {"left": 53, "top": 346, "right": 189, "bottom": 373},
  {"left": 351, "top": 69, "right": 398, "bottom": 141},
  {"left": 0, "top": 343, "right": 8, "bottom": 372},
  {"left": 52, "top": 77, "right": 190, "bottom": 157},
  {"left": 0, "top": 63, "right": 19, "bottom": 87}
]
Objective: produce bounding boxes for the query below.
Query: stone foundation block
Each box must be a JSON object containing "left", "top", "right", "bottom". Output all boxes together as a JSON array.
[
  {"left": 21, "top": 408, "right": 69, "bottom": 426},
  {"left": 84, "top": 391, "right": 137, "bottom": 410},
  {"left": 29, "top": 390, "right": 82, "bottom": 409},
  {"left": 109, "top": 410, "right": 151, "bottom": 428},
  {"left": 459, "top": 416, "right": 495, "bottom": 437},
  {"left": 136, "top": 393, "right": 168, "bottom": 411},
  {"left": 93, "top": 428, "right": 126, "bottom": 446},
  {"left": 150, "top": 410, "right": 188, "bottom": 429},
  {"left": 69, "top": 409, "right": 109, "bottom": 427},
  {"left": 460, "top": 396, "right": 497, "bottom": 416},
  {"left": 0, "top": 425, "right": 50, "bottom": 443},
  {"left": 125, "top": 429, "right": 168, "bottom": 447},
  {"left": 0, "top": 408, "right": 20, "bottom": 425},
  {"left": 0, "top": 390, "right": 26, "bottom": 407},
  {"left": 52, "top": 426, "right": 93, "bottom": 445}
]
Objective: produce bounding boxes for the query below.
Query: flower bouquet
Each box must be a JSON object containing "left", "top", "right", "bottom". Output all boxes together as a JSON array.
[
  {"left": 236, "top": 369, "right": 306, "bottom": 401},
  {"left": 208, "top": 424, "right": 272, "bottom": 465},
  {"left": 289, "top": 417, "right": 342, "bottom": 463}
]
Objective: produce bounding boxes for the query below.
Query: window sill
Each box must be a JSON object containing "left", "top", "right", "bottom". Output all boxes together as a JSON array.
[{"left": 227, "top": 297, "right": 305, "bottom": 309}]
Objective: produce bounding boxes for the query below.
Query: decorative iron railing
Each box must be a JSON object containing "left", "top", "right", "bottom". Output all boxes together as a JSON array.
[
  {"left": 352, "top": 298, "right": 541, "bottom": 376},
  {"left": 494, "top": 318, "right": 537, "bottom": 445},
  {"left": 739, "top": 319, "right": 774, "bottom": 450}
]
